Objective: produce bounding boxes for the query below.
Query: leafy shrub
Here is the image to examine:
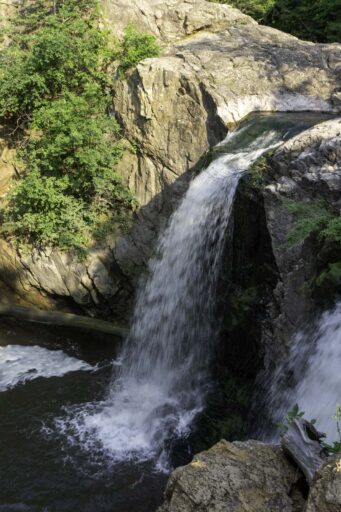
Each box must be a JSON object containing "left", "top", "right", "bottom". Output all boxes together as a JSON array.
[
  {"left": 211, "top": 0, "right": 275, "bottom": 21},
  {"left": 1, "top": 170, "right": 90, "bottom": 251},
  {"left": 285, "top": 200, "right": 341, "bottom": 246},
  {"left": 116, "top": 24, "right": 161, "bottom": 73},
  {"left": 275, "top": 403, "right": 307, "bottom": 435},
  {"left": 26, "top": 93, "right": 123, "bottom": 199},
  {"left": 0, "top": 0, "right": 159, "bottom": 251},
  {"left": 276, "top": 404, "right": 341, "bottom": 455},
  {"left": 0, "top": 0, "right": 110, "bottom": 120}
]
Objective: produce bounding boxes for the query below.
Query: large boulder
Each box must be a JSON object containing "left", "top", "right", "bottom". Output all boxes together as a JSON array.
[
  {"left": 158, "top": 439, "right": 305, "bottom": 512},
  {"left": 0, "top": 239, "right": 133, "bottom": 320},
  {"left": 158, "top": 439, "right": 341, "bottom": 512},
  {"left": 113, "top": 1, "right": 340, "bottom": 208},
  {"left": 305, "top": 455, "right": 341, "bottom": 512},
  {"left": 102, "top": 0, "right": 253, "bottom": 42}
]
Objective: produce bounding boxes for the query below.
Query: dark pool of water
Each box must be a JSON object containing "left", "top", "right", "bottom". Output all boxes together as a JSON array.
[{"left": 0, "top": 321, "right": 169, "bottom": 512}]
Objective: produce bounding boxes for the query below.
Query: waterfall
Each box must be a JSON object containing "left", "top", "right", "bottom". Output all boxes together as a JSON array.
[
  {"left": 264, "top": 302, "right": 341, "bottom": 442},
  {"left": 56, "top": 114, "right": 324, "bottom": 469}
]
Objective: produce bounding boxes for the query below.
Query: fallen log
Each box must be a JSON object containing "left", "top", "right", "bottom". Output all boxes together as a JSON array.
[
  {"left": 281, "top": 418, "right": 328, "bottom": 485},
  {"left": 0, "top": 304, "right": 129, "bottom": 338}
]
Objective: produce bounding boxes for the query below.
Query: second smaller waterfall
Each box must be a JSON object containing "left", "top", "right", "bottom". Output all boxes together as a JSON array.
[{"left": 266, "top": 302, "right": 341, "bottom": 442}]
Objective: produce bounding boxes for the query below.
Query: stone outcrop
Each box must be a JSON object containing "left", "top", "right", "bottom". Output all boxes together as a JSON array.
[
  {"left": 306, "top": 455, "right": 341, "bottom": 512},
  {"left": 261, "top": 118, "right": 341, "bottom": 367},
  {"left": 0, "top": 0, "right": 340, "bottom": 321},
  {"left": 158, "top": 439, "right": 341, "bottom": 512},
  {"left": 102, "top": 0, "right": 254, "bottom": 42},
  {"left": 0, "top": 239, "right": 133, "bottom": 319},
  {"left": 113, "top": 0, "right": 340, "bottom": 209},
  {"left": 158, "top": 439, "right": 305, "bottom": 512}
]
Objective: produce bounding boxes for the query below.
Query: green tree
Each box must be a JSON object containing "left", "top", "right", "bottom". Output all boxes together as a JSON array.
[
  {"left": 285, "top": 200, "right": 341, "bottom": 246},
  {"left": 0, "top": 0, "right": 160, "bottom": 251},
  {"left": 211, "top": 0, "right": 275, "bottom": 21},
  {"left": 210, "top": 0, "right": 341, "bottom": 42}
]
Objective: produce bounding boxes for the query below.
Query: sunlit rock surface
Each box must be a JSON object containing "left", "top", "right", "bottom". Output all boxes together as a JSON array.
[
  {"left": 306, "top": 455, "right": 341, "bottom": 512},
  {"left": 158, "top": 439, "right": 304, "bottom": 512}
]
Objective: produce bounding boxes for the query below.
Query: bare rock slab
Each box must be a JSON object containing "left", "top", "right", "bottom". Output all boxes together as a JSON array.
[
  {"left": 305, "top": 455, "right": 341, "bottom": 512},
  {"left": 158, "top": 440, "right": 304, "bottom": 512}
]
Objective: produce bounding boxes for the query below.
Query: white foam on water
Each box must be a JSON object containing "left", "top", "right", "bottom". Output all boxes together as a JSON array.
[{"left": 0, "top": 345, "right": 93, "bottom": 391}]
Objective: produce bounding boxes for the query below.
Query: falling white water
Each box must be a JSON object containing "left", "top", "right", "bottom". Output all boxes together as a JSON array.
[
  {"left": 0, "top": 345, "right": 92, "bottom": 391},
  {"left": 55, "top": 123, "right": 294, "bottom": 469},
  {"left": 265, "top": 302, "right": 341, "bottom": 442},
  {"left": 53, "top": 115, "right": 325, "bottom": 469}
]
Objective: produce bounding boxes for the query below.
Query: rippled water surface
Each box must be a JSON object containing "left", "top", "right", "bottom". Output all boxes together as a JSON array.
[{"left": 0, "top": 323, "right": 168, "bottom": 512}]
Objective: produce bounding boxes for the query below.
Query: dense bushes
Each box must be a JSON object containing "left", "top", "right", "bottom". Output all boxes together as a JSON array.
[
  {"left": 211, "top": 0, "right": 341, "bottom": 42},
  {"left": 212, "top": 0, "right": 274, "bottom": 21},
  {"left": 286, "top": 200, "right": 341, "bottom": 303},
  {"left": 267, "top": 0, "right": 341, "bottom": 43},
  {"left": 0, "top": 0, "right": 160, "bottom": 252},
  {"left": 117, "top": 24, "right": 161, "bottom": 73},
  {"left": 286, "top": 200, "right": 341, "bottom": 246}
]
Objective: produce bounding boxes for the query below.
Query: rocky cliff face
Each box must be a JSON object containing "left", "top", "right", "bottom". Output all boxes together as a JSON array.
[
  {"left": 102, "top": 0, "right": 254, "bottom": 42},
  {"left": 261, "top": 118, "right": 341, "bottom": 369},
  {"left": 0, "top": 0, "right": 340, "bottom": 324},
  {"left": 112, "top": 0, "right": 340, "bottom": 208}
]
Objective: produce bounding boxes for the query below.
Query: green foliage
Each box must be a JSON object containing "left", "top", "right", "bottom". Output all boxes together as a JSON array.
[
  {"left": 116, "top": 24, "right": 161, "bottom": 74},
  {"left": 0, "top": 0, "right": 109, "bottom": 120},
  {"left": 211, "top": 0, "right": 275, "bottom": 21},
  {"left": 26, "top": 93, "right": 123, "bottom": 199},
  {"left": 315, "top": 261, "right": 341, "bottom": 294},
  {"left": 285, "top": 200, "right": 341, "bottom": 246},
  {"left": 209, "top": 0, "right": 340, "bottom": 42},
  {"left": 267, "top": 0, "right": 341, "bottom": 43},
  {"left": 1, "top": 170, "right": 90, "bottom": 252},
  {"left": 248, "top": 151, "right": 274, "bottom": 187},
  {"left": 275, "top": 403, "right": 307, "bottom": 435},
  {"left": 323, "top": 405, "right": 341, "bottom": 454},
  {"left": 276, "top": 404, "right": 341, "bottom": 455},
  {"left": 0, "top": 1, "right": 160, "bottom": 251}
]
